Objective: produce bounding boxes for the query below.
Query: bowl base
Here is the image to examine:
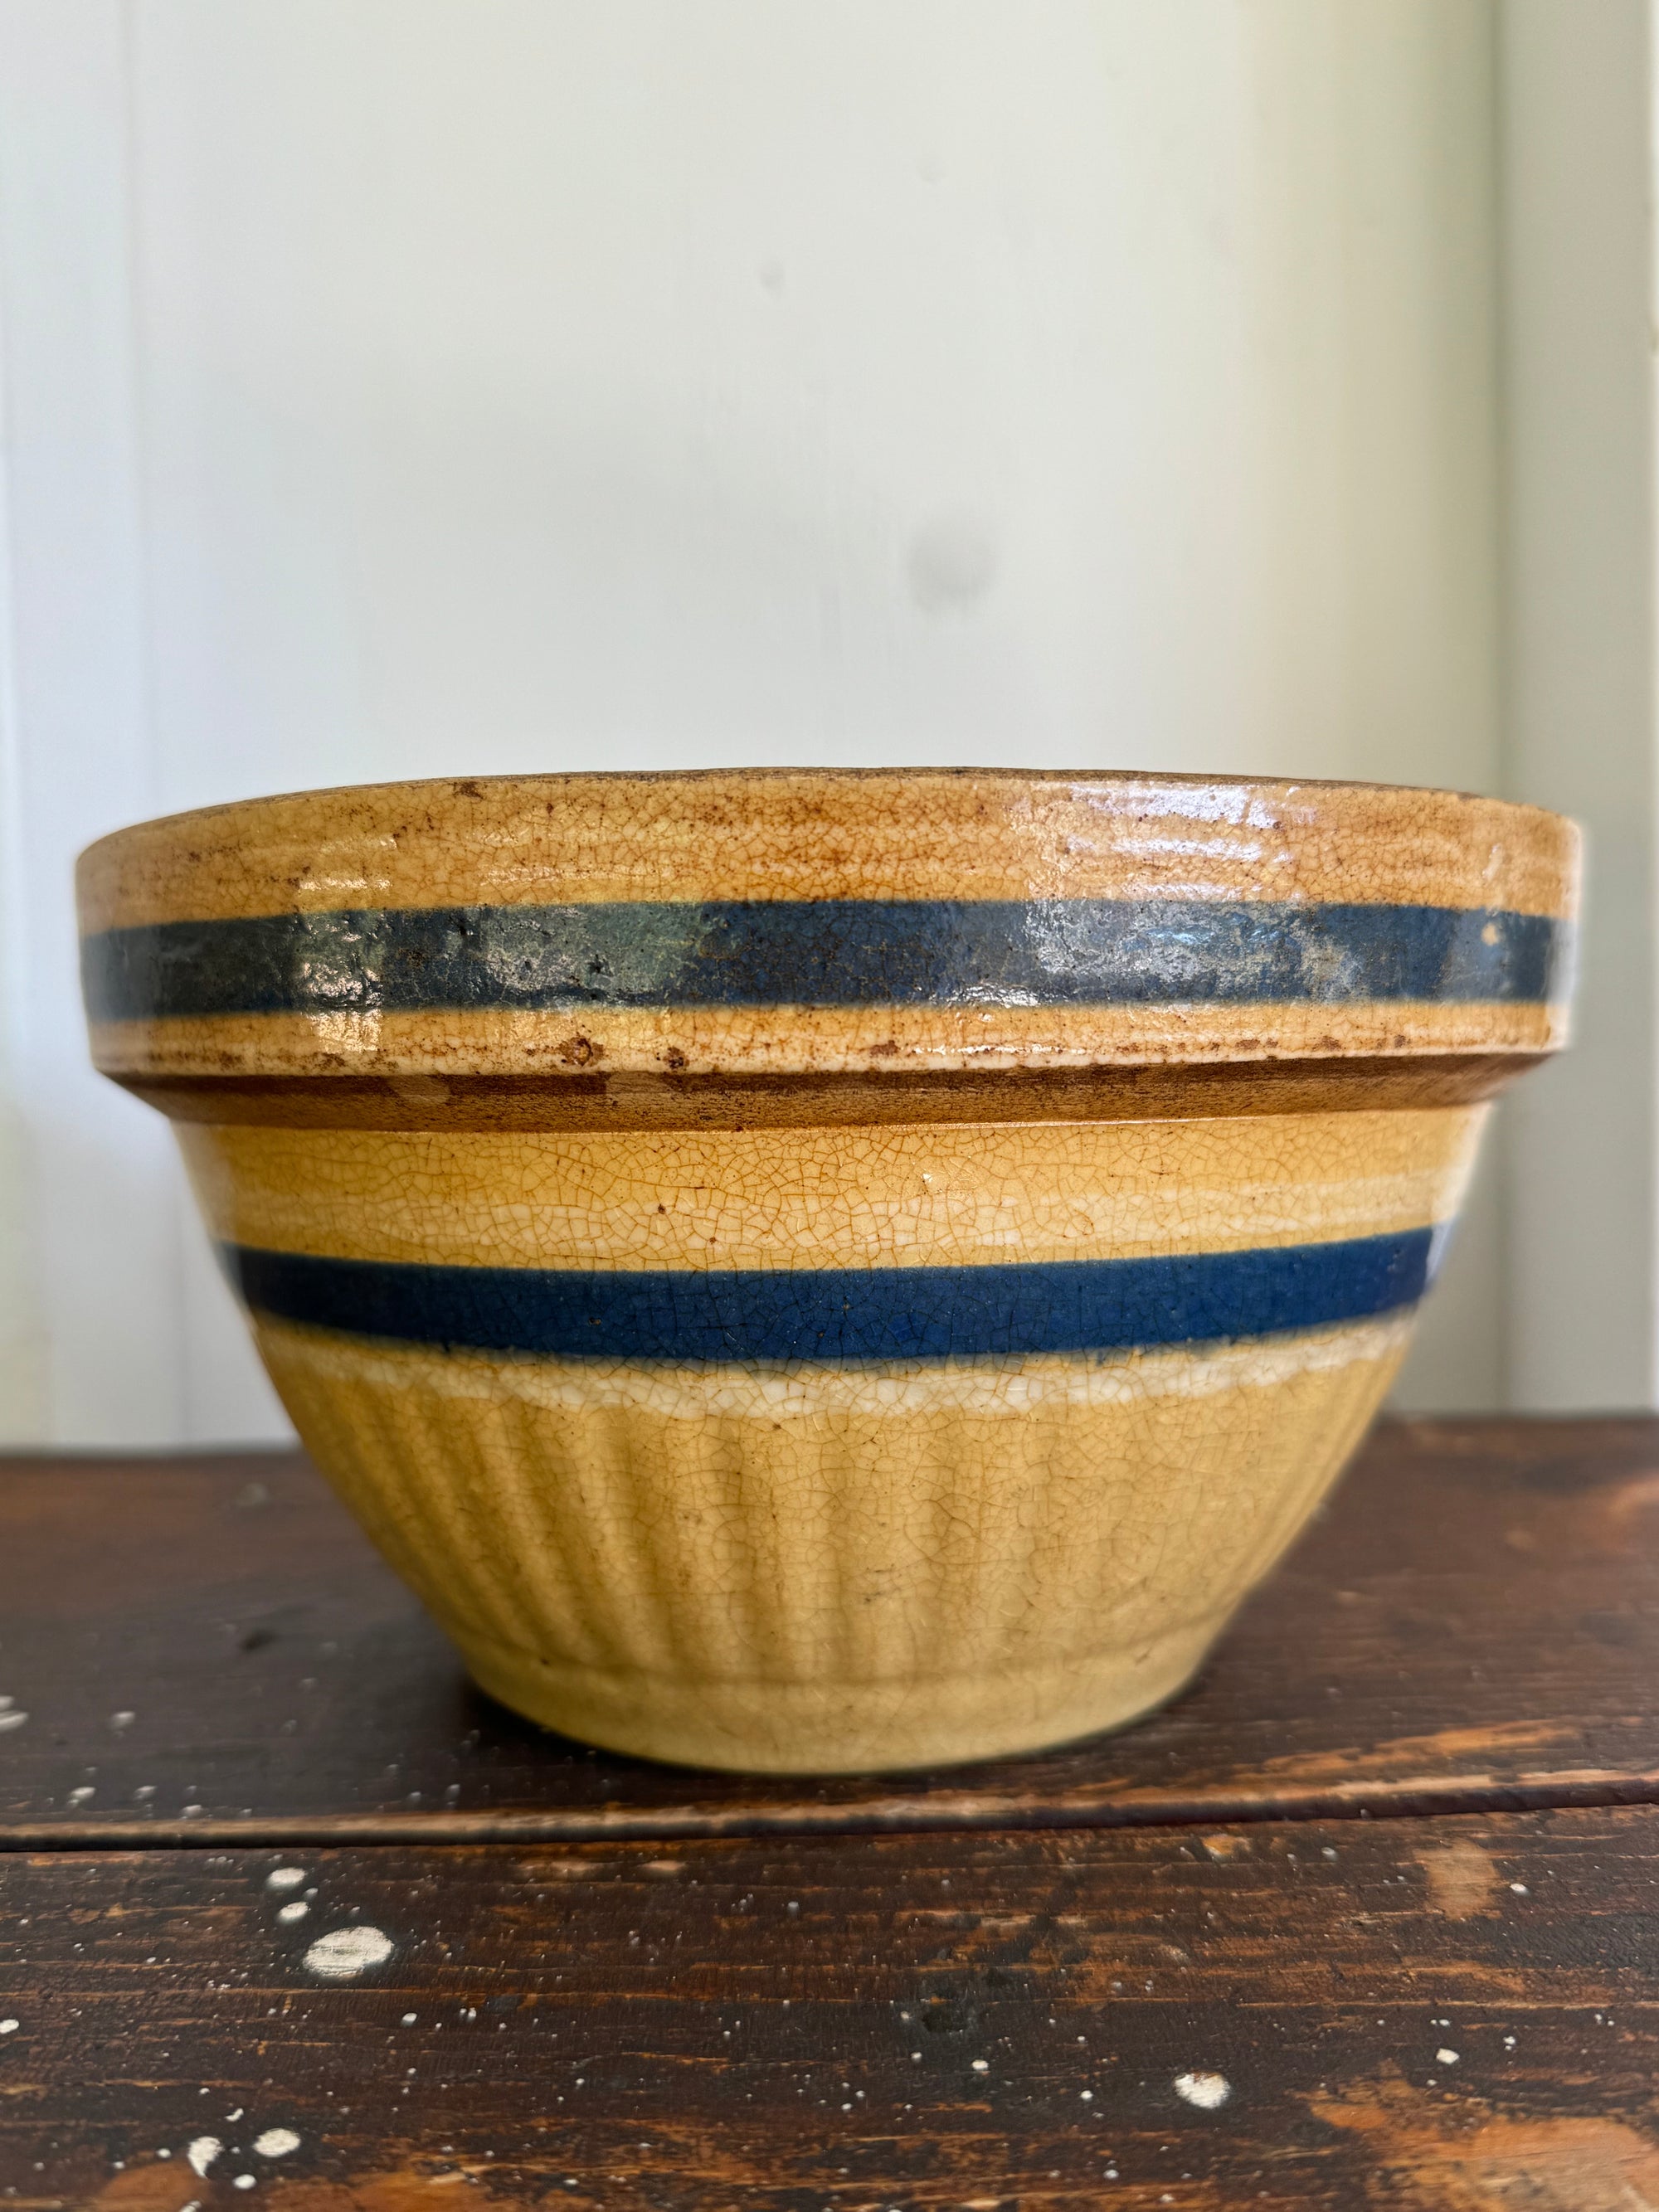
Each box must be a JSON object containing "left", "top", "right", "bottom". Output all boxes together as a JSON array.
[{"left": 457, "top": 1615, "right": 1225, "bottom": 1775}]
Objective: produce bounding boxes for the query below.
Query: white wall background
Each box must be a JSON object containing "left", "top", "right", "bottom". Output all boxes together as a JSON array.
[
  {"left": 0, "top": 0, "right": 1647, "bottom": 1446},
  {"left": 1500, "top": 0, "right": 1659, "bottom": 1411}
]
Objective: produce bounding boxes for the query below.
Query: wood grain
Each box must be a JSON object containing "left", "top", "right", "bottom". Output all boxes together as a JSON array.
[
  {"left": 2, "top": 1806, "right": 1657, "bottom": 2209},
  {"left": 1, "top": 1418, "right": 1657, "bottom": 1840}
]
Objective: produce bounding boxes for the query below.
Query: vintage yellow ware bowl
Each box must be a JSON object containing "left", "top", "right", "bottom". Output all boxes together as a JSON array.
[{"left": 78, "top": 771, "right": 1579, "bottom": 1773}]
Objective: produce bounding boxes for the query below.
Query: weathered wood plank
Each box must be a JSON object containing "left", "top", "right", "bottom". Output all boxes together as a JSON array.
[
  {"left": 2, "top": 1808, "right": 1657, "bottom": 2209},
  {"left": 2, "top": 1418, "right": 1657, "bottom": 1838}
]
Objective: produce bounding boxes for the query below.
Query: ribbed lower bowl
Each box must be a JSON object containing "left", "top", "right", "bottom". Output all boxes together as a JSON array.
[{"left": 178, "top": 1104, "right": 1477, "bottom": 1772}]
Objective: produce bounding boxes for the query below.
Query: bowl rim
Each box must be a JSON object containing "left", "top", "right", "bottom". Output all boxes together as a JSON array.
[
  {"left": 78, "top": 762, "right": 1576, "bottom": 865},
  {"left": 76, "top": 766, "right": 1581, "bottom": 1111}
]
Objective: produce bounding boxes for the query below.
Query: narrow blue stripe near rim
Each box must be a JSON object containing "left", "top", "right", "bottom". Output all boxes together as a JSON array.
[
  {"left": 222, "top": 1228, "right": 1442, "bottom": 1364},
  {"left": 81, "top": 900, "right": 1566, "bottom": 1020}
]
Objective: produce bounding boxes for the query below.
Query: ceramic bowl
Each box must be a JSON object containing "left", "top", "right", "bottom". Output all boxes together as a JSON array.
[{"left": 78, "top": 771, "right": 1579, "bottom": 1772}]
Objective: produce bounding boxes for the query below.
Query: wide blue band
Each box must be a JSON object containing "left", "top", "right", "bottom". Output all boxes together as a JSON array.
[
  {"left": 223, "top": 1228, "right": 1440, "bottom": 1364},
  {"left": 83, "top": 899, "right": 1564, "bottom": 1019}
]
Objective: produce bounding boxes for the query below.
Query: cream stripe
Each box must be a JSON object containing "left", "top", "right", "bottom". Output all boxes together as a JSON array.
[{"left": 254, "top": 1312, "right": 1413, "bottom": 1422}]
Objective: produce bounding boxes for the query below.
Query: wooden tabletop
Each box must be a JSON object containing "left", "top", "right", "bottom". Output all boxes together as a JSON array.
[{"left": 2, "top": 1416, "right": 1658, "bottom": 2207}]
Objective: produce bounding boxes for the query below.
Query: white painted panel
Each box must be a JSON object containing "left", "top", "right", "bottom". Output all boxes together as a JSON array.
[
  {"left": 0, "top": 425, "right": 42, "bottom": 1441},
  {"left": 125, "top": 0, "right": 1499, "bottom": 803},
  {"left": 0, "top": 1, "right": 1508, "bottom": 1441},
  {"left": 0, "top": 1, "right": 187, "bottom": 1446},
  {"left": 1499, "top": 0, "right": 1659, "bottom": 1410}
]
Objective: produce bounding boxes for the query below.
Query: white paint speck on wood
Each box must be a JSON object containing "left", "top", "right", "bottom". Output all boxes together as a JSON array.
[
  {"left": 302, "top": 1925, "right": 394, "bottom": 1980},
  {"left": 1173, "top": 2070, "right": 1232, "bottom": 2110}
]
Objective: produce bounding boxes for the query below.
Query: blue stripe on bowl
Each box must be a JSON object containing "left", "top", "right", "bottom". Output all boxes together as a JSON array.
[
  {"left": 82, "top": 900, "right": 1565, "bottom": 1020},
  {"left": 222, "top": 1226, "right": 1440, "bottom": 1364}
]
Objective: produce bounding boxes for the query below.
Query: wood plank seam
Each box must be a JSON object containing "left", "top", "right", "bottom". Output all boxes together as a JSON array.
[{"left": 8, "top": 1773, "right": 1659, "bottom": 1853}]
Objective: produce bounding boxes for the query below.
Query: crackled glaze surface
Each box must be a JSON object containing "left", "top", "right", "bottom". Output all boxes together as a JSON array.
[{"left": 77, "top": 771, "right": 1579, "bottom": 1771}]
